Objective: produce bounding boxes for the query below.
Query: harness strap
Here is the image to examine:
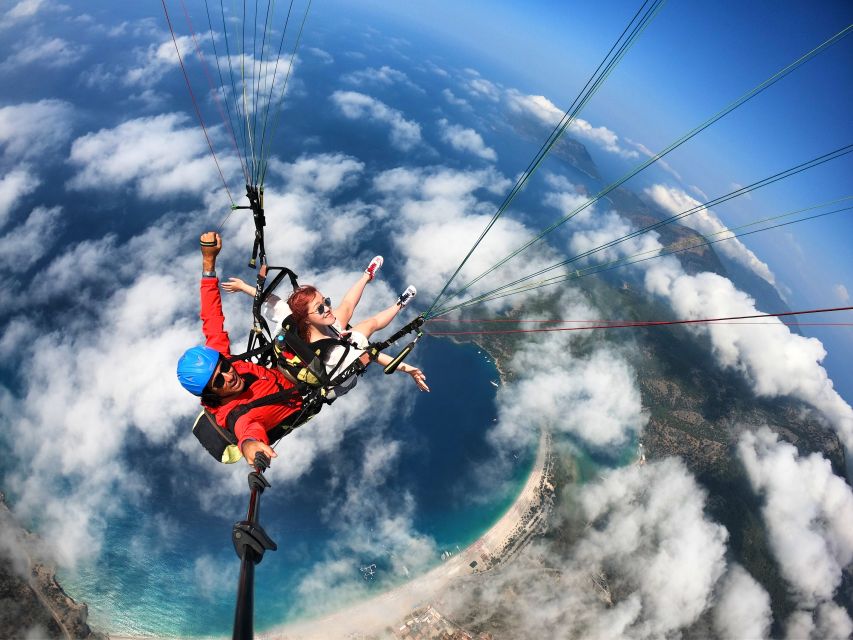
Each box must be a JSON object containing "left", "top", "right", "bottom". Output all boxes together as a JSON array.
[
  {"left": 224, "top": 375, "right": 303, "bottom": 443},
  {"left": 229, "top": 341, "right": 276, "bottom": 365}
]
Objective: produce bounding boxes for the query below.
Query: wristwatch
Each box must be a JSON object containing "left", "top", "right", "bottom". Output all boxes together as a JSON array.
[{"left": 202, "top": 270, "right": 217, "bottom": 278}]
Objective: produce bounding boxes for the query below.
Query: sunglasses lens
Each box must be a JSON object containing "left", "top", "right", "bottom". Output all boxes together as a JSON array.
[
  {"left": 315, "top": 297, "right": 332, "bottom": 315},
  {"left": 211, "top": 359, "right": 231, "bottom": 389}
]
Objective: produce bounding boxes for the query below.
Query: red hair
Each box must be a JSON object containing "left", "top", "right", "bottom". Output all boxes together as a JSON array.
[{"left": 287, "top": 285, "right": 320, "bottom": 341}]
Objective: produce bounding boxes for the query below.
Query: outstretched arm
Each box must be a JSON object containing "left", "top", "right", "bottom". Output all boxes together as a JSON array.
[
  {"left": 334, "top": 272, "right": 371, "bottom": 328},
  {"left": 374, "top": 353, "right": 429, "bottom": 392},
  {"left": 221, "top": 277, "right": 257, "bottom": 296}
]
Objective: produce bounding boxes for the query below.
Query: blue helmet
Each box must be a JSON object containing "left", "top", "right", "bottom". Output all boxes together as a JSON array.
[{"left": 177, "top": 346, "right": 220, "bottom": 396}]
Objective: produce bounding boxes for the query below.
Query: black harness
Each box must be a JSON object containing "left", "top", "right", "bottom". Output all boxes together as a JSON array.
[{"left": 192, "top": 188, "right": 423, "bottom": 463}]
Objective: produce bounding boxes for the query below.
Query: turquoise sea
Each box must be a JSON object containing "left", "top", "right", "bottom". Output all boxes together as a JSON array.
[{"left": 60, "top": 338, "right": 536, "bottom": 637}]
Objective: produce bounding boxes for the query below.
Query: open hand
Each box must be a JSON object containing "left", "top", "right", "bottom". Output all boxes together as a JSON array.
[
  {"left": 407, "top": 367, "right": 429, "bottom": 392},
  {"left": 222, "top": 277, "right": 251, "bottom": 294}
]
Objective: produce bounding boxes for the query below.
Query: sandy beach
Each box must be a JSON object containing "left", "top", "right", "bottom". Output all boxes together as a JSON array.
[
  {"left": 111, "top": 429, "right": 551, "bottom": 640},
  {"left": 263, "top": 429, "right": 552, "bottom": 640}
]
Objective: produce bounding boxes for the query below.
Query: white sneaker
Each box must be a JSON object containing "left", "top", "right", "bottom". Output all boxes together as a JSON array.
[
  {"left": 397, "top": 285, "right": 417, "bottom": 307},
  {"left": 365, "top": 256, "right": 383, "bottom": 281}
]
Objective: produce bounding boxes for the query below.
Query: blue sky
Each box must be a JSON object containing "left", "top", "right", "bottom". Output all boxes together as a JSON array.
[{"left": 344, "top": 0, "right": 853, "bottom": 397}]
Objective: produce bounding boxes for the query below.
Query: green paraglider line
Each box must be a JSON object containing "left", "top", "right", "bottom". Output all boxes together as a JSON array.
[
  {"left": 430, "top": 201, "right": 852, "bottom": 317},
  {"left": 429, "top": 145, "right": 853, "bottom": 318},
  {"left": 161, "top": 0, "right": 235, "bottom": 205},
  {"left": 181, "top": 0, "right": 250, "bottom": 185},
  {"left": 255, "top": 0, "right": 298, "bottom": 186},
  {"left": 425, "top": 0, "right": 667, "bottom": 318},
  {"left": 214, "top": 0, "right": 252, "bottom": 175},
  {"left": 425, "top": 306, "right": 853, "bottom": 336},
  {"left": 432, "top": 23, "right": 853, "bottom": 314},
  {"left": 258, "top": 0, "right": 314, "bottom": 188}
]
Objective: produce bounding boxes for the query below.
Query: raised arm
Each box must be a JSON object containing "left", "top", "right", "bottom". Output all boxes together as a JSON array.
[{"left": 199, "top": 231, "right": 232, "bottom": 357}]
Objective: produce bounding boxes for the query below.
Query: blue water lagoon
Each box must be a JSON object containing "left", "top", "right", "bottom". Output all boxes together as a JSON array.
[{"left": 61, "top": 337, "right": 535, "bottom": 637}]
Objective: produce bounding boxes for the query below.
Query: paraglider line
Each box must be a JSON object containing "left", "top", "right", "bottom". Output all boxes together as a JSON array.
[
  {"left": 180, "top": 0, "right": 249, "bottom": 184},
  {"left": 161, "top": 0, "right": 235, "bottom": 205},
  {"left": 425, "top": 307, "right": 853, "bottom": 336}
]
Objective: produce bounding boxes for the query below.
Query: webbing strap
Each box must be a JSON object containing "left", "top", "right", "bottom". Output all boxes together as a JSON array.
[{"left": 225, "top": 378, "right": 301, "bottom": 434}]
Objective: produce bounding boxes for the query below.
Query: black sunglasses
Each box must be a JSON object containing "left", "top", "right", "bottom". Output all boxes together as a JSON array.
[
  {"left": 311, "top": 297, "right": 332, "bottom": 315},
  {"left": 210, "top": 359, "right": 233, "bottom": 389}
]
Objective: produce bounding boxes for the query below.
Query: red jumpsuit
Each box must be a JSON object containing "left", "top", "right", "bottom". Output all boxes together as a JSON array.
[{"left": 200, "top": 277, "right": 302, "bottom": 450}]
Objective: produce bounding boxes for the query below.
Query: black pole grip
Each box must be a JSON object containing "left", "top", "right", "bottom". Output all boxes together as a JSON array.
[{"left": 384, "top": 342, "right": 414, "bottom": 374}]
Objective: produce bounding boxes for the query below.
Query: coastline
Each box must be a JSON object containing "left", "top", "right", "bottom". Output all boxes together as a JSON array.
[
  {"left": 0, "top": 493, "right": 105, "bottom": 639},
  {"left": 262, "top": 429, "right": 553, "bottom": 640},
  {"left": 109, "top": 429, "right": 551, "bottom": 640},
  {"left": 107, "top": 338, "right": 552, "bottom": 640}
]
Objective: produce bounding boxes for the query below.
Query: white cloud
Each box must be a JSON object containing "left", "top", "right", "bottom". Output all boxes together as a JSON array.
[
  {"left": 568, "top": 208, "right": 662, "bottom": 262},
  {"left": 307, "top": 46, "right": 333, "bottom": 64},
  {"left": 424, "top": 61, "right": 448, "bottom": 77},
  {"left": 0, "top": 99, "right": 74, "bottom": 161},
  {"left": 0, "top": 0, "right": 63, "bottom": 28},
  {"left": 543, "top": 177, "right": 853, "bottom": 451},
  {"left": 268, "top": 152, "right": 364, "bottom": 193},
  {"left": 0, "top": 206, "right": 62, "bottom": 273},
  {"left": 331, "top": 90, "right": 422, "bottom": 151},
  {"left": 811, "top": 603, "right": 853, "bottom": 640},
  {"left": 442, "top": 458, "right": 730, "bottom": 639},
  {"left": 738, "top": 428, "right": 853, "bottom": 609},
  {"left": 690, "top": 184, "right": 709, "bottom": 200},
  {"left": 296, "top": 435, "right": 437, "bottom": 614},
  {"left": 191, "top": 554, "right": 238, "bottom": 601},
  {"left": 343, "top": 65, "right": 413, "bottom": 88},
  {"left": 437, "top": 118, "right": 496, "bottom": 161},
  {"left": 67, "top": 113, "right": 239, "bottom": 199},
  {"left": 578, "top": 459, "right": 729, "bottom": 635},
  {"left": 713, "top": 565, "right": 772, "bottom": 640},
  {"left": 465, "top": 77, "right": 501, "bottom": 102},
  {"left": 492, "top": 340, "right": 647, "bottom": 450},
  {"left": 441, "top": 88, "right": 469, "bottom": 109},
  {"left": 0, "top": 36, "right": 85, "bottom": 71},
  {"left": 645, "top": 183, "right": 776, "bottom": 285},
  {"left": 5, "top": 0, "right": 48, "bottom": 20},
  {"left": 834, "top": 283, "right": 850, "bottom": 304},
  {"left": 644, "top": 262, "right": 853, "bottom": 448},
  {"left": 369, "top": 164, "right": 576, "bottom": 313},
  {"left": 505, "top": 90, "right": 638, "bottom": 158},
  {"left": 2, "top": 228, "right": 202, "bottom": 566},
  {"left": 730, "top": 182, "right": 752, "bottom": 199},
  {"left": 625, "top": 137, "right": 683, "bottom": 182},
  {"left": 0, "top": 166, "right": 39, "bottom": 229},
  {"left": 123, "top": 36, "right": 190, "bottom": 87}
]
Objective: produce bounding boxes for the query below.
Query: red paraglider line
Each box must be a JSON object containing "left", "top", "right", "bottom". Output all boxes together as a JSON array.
[
  {"left": 425, "top": 306, "right": 853, "bottom": 336},
  {"left": 178, "top": 0, "right": 250, "bottom": 184},
  {"left": 161, "top": 0, "right": 235, "bottom": 204}
]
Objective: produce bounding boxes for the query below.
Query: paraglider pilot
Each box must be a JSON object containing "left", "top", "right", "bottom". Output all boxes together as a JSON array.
[
  {"left": 176, "top": 232, "right": 428, "bottom": 465},
  {"left": 176, "top": 232, "right": 296, "bottom": 465}
]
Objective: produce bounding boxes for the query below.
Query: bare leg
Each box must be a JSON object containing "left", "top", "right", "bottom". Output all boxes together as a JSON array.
[
  {"left": 333, "top": 273, "right": 370, "bottom": 328},
  {"left": 352, "top": 302, "right": 403, "bottom": 339}
]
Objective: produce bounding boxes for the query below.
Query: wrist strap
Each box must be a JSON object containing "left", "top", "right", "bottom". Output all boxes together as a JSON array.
[{"left": 202, "top": 269, "right": 217, "bottom": 278}]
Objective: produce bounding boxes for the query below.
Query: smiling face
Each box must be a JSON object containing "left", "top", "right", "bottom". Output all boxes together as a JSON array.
[
  {"left": 304, "top": 291, "right": 336, "bottom": 329},
  {"left": 208, "top": 358, "right": 245, "bottom": 398}
]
